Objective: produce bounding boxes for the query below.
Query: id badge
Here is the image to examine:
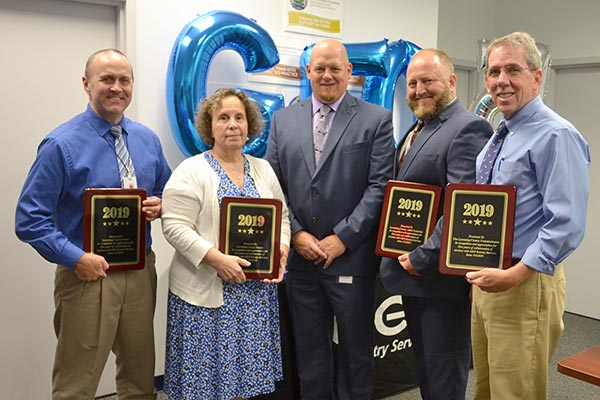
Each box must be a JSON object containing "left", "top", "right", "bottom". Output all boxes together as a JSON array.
[{"left": 122, "top": 175, "right": 138, "bottom": 189}]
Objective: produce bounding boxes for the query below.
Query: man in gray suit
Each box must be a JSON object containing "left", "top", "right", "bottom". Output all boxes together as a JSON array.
[
  {"left": 266, "top": 39, "right": 394, "bottom": 399},
  {"left": 380, "top": 49, "right": 493, "bottom": 400}
]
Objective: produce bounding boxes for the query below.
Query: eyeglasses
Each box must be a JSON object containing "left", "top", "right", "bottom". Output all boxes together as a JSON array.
[{"left": 486, "top": 64, "right": 534, "bottom": 79}]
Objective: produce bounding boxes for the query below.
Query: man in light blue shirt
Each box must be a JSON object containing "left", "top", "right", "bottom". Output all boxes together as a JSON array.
[{"left": 466, "top": 32, "right": 590, "bottom": 399}]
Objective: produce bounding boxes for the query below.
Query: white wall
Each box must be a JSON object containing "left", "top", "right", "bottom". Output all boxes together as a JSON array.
[
  {"left": 1, "top": 0, "right": 439, "bottom": 398},
  {"left": 0, "top": 1, "right": 118, "bottom": 399}
]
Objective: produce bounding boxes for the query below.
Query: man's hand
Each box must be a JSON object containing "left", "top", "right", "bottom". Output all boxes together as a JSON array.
[
  {"left": 398, "top": 253, "right": 421, "bottom": 276},
  {"left": 466, "top": 261, "right": 535, "bottom": 293},
  {"left": 292, "top": 230, "right": 328, "bottom": 263},
  {"left": 74, "top": 253, "right": 109, "bottom": 281},
  {"left": 142, "top": 196, "right": 162, "bottom": 221},
  {"left": 317, "top": 234, "right": 346, "bottom": 269}
]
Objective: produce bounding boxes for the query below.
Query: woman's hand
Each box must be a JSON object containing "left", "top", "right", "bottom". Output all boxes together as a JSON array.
[
  {"left": 263, "top": 244, "right": 289, "bottom": 284},
  {"left": 203, "top": 247, "right": 249, "bottom": 284}
]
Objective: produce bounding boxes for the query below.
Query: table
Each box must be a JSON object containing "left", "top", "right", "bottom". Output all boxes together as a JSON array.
[{"left": 557, "top": 345, "right": 600, "bottom": 386}]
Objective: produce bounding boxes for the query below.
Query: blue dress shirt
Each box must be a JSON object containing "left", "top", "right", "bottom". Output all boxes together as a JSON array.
[
  {"left": 15, "top": 105, "right": 171, "bottom": 268},
  {"left": 476, "top": 96, "right": 590, "bottom": 275}
]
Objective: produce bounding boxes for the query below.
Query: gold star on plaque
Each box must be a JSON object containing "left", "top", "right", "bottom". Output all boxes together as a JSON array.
[
  {"left": 248, "top": 227, "right": 254, "bottom": 235},
  {"left": 474, "top": 219, "right": 481, "bottom": 226}
]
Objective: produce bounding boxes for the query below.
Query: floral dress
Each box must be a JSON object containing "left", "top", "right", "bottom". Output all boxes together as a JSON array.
[{"left": 164, "top": 152, "right": 282, "bottom": 399}]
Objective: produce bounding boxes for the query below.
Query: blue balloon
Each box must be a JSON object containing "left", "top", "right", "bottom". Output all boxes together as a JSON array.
[
  {"left": 299, "top": 39, "right": 391, "bottom": 100},
  {"left": 362, "top": 39, "right": 420, "bottom": 111},
  {"left": 166, "top": 10, "right": 280, "bottom": 156},
  {"left": 237, "top": 87, "right": 284, "bottom": 158},
  {"left": 299, "top": 38, "right": 420, "bottom": 144}
]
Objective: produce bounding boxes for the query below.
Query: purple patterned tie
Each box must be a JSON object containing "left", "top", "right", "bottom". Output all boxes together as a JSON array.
[
  {"left": 477, "top": 121, "right": 508, "bottom": 184},
  {"left": 313, "top": 104, "right": 332, "bottom": 165}
]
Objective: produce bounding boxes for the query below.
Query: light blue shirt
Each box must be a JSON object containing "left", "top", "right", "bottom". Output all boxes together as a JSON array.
[{"left": 476, "top": 96, "right": 590, "bottom": 275}]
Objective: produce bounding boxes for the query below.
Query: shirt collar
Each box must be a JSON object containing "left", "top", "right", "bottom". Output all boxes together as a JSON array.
[
  {"left": 84, "top": 104, "right": 130, "bottom": 137},
  {"left": 311, "top": 93, "right": 345, "bottom": 117},
  {"left": 503, "top": 95, "right": 543, "bottom": 135}
]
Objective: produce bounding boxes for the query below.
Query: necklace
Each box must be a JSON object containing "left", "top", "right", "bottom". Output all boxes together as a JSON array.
[{"left": 211, "top": 151, "right": 244, "bottom": 185}]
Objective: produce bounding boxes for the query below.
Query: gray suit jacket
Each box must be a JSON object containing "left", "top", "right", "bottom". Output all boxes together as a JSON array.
[
  {"left": 380, "top": 100, "right": 493, "bottom": 298},
  {"left": 266, "top": 93, "right": 395, "bottom": 277}
]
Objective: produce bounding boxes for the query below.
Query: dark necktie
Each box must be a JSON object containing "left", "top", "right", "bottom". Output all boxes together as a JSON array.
[
  {"left": 397, "top": 119, "right": 424, "bottom": 168},
  {"left": 313, "top": 104, "right": 332, "bottom": 165},
  {"left": 476, "top": 121, "right": 509, "bottom": 184},
  {"left": 110, "top": 125, "right": 135, "bottom": 182}
]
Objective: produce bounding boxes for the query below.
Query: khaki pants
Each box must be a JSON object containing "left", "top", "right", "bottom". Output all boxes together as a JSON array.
[
  {"left": 471, "top": 264, "right": 565, "bottom": 400},
  {"left": 52, "top": 251, "right": 157, "bottom": 400}
]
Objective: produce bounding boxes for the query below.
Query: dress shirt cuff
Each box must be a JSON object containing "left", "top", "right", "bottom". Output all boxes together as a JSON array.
[
  {"left": 520, "top": 251, "right": 556, "bottom": 276},
  {"left": 61, "top": 242, "right": 86, "bottom": 269}
]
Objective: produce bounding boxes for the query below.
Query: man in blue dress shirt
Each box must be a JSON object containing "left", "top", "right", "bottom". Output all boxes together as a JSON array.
[
  {"left": 15, "top": 49, "right": 171, "bottom": 399},
  {"left": 465, "top": 32, "right": 590, "bottom": 399}
]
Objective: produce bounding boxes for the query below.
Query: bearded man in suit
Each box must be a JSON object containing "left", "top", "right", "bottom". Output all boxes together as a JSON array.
[{"left": 380, "top": 48, "right": 493, "bottom": 400}]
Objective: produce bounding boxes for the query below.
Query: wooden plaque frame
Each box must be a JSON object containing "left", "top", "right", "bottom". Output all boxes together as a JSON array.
[
  {"left": 439, "top": 183, "right": 516, "bottom": 276},
  {"left": 83, "top": 188, "right": 146, "bottom": 271},
  {"left": 376, "top": 181, "right": 442, "bottom": 258},
  {"left": 219, "top": 196, "right": 282, "bottom": 280}
]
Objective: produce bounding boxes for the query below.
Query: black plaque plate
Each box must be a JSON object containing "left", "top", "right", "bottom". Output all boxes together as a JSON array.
[
  {"left": 83, "top": 188, "right": 146, "bottom": 271},
  {"left": 376, "top": 181, "right": 442, "bottom": 258},
  {"left": 439, "top": 183, "right": 516, "bottom": 276},
  {"left": 219, "top": 196, "right": 282, "bottom": 280}
]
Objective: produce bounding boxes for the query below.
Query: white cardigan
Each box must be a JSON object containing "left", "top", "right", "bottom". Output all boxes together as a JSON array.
[{"left": 161, "top": 153, "right": 291, "bottom": 308}]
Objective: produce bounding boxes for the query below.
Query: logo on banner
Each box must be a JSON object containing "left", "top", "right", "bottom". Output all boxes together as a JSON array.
[
  {"left": 373, "top": 294, "right": 412, "bottom": 360},
  {"left": 375, "top": 295, "right": 407, "bottom": 336}
]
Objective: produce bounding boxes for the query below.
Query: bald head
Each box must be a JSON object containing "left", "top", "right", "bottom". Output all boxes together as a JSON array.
[{"left": 307, "top": 39, "right": 353, "bottom": 103}]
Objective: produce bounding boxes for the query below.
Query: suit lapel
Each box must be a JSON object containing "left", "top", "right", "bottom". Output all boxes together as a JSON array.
[
  {"left": 314, "top": 94, "right": 356, "bottom": 176},
  {"left": 399, "top": 100, "right": 459, "bottom": 177},
  {"left": 399, "top": 119, "right": 442, "bottom": 177},
  {"left": 297, "top": 100, "right": 316, "bottom": 176}
]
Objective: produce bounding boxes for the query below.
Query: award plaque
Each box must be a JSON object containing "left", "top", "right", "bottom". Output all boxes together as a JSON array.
[
  {"left": 375, "top": 181, "right": 442, "bottom": 258},
  {"left": 439, "top": 183, "right": 516, "bottom": 276},
  {"left": 219, "top": 196, "right": 282, "bottom": 280},
  {"left": 83, "top": 188, "right": 146, "bottom": 271}
]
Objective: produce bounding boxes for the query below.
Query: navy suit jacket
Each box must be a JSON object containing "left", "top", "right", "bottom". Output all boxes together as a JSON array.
[
  {"left": 380, "top": 100, "right": 493, "bottom": 298},
  {"left": 266, "top": 93, "right": 395, "bottom": 277}
]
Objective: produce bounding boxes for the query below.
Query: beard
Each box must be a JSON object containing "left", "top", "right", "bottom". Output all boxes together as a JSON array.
[{"left": 407, "top": 88, "right": 452, "bottom": 121}]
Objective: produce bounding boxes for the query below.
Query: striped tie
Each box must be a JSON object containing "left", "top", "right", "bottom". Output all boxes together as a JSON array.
[
  {"left": 476, "top": 121, "right": 509, "bottom": 184},
  {"left": 110, "top": 125, "right": 135, "bottom": 182}
]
